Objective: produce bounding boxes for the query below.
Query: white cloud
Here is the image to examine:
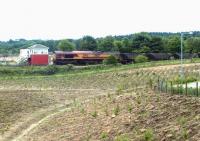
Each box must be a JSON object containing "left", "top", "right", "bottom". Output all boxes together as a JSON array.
[{"left": 0, "top": 0, "right": 199, "bottom": 40}]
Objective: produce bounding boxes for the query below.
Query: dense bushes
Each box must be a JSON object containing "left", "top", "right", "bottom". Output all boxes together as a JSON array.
[
  {"left": 103, "top": 55, "right": 118, "bottom": 65},
  {"left": 135, "top": 55, "right": 148, "bottom": 63}
]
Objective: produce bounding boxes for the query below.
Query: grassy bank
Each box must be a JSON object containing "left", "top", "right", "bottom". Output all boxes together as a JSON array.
[{"left": 0, "top": 58, "right": 200, "bottom": 79}]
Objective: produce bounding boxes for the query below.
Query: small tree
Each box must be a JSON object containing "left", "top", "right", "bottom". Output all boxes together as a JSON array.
[
  {"left": 135, "top": 55, "right": 148, "bottom": 63},
  {"left": 57, "top": 39, "right": 75, "bottom": 51},
  {"left": 103, "top": 55, "right": 118, "bottom": 65},
  {"left": 80, "top": 36, "right": 97, "bottom": 51}
]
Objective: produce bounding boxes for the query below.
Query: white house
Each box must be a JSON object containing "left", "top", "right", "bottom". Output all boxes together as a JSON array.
[
  {"left": 17, "top": 44, "right": 49, "bottom": 64},
  {"left": 19, "top": 49, "right": 30, "bottom": 58},
  {"left": 19, "top": 44, "right": 49, "bottom": 58}
]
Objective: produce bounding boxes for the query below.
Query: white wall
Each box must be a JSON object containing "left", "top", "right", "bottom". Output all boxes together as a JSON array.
[
  {"left": 20, "top": 49, "right": 30, "bottom": 58},
  {"left": 29, "top": 48, "right": 48, "bottom": 54},
  {"left": 20, "top": 47, "right": 48, "bottom": 58}
]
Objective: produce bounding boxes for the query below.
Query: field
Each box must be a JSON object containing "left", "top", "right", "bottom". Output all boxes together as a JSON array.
[{"left": 0, "top": 60, "right": 200, "bottom": 141}]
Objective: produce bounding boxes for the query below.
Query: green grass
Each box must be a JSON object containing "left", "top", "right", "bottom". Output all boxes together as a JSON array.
[{"left": 172, "top": 76, "right": 197, "bottom": 84}]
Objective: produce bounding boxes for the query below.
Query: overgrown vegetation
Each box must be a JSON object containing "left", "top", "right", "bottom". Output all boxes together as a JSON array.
[
  {"left": 135, "top": 55, "right": 148, "bottom": 63},
  {"left": 103, "top": 55, "right": 118, "bottom": 65},
  {"left": 172, "top": 75, "right": 197, "bottom": 84}
]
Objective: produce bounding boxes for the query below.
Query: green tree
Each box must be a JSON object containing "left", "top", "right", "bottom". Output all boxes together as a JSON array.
[
  {"left": 185, "top": 37, "right": 200, "bottom": 53},
  {"left": 57, "top": 39, "right": 75, "bottom": 51},
  {"left": 150, "top": 36, "right": 164, "bottom": 52},
  {"left": 139, "top": 46, "right": 151, "bottom": 53},
  {"left": 113, "top": 40, "right": 122, "bottom": 51},
  {"left": 130, "top": 33, "right": 151, "bottom": 53},
  {"left": 80, "top": 36, "right": 97, "bottom": 51},
  {"left": 117, "top": 38, "right": 132, "bottom": 53},
  {"left": 98, "top": 36, "right": 115, "bottom": 51},
  {"left": 164, "top": 36, "right": 180, "bottom": 53}
]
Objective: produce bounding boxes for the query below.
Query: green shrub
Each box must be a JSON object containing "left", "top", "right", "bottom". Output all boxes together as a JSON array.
[
  {"left": 172, "top": 76, "right": 197, "bottom": 84},
  {"left": 135, "top": 55, "right": 148, "bottom": 63},
  {"left": 44, "top": 65, "right": 59, "bottom": 75},
  {"left": 143, "top": 129, "right": 154, "bottom": 141},
  {"left": 64, "top": 64, "right": 74, "bottom": 71},
  {"left": 0, "top": 69, "right": 15, "bottom": 75},
  {"left": 100, "top": 132, "right": 109, "bottom": 140},
  {"left": 103, "top": 55, "right": 118, "bottom": 65}
]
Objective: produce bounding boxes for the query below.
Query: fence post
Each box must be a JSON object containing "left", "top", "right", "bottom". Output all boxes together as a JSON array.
[
  {"left": 185, "top": 82, "right": 188, "bottom": 96},
  {"left": 157, "top": 77, "right": 160, "bottom": 92},
  {"left": 196, "top": 82, "right": 198, "bottom": 97},
  {"left": 161, "top": 80, "right": 163, "bottom": 92},
  {"left": 171, "top": 81, "right": 173, "bottom": 94},
  {"left": 177, "top": 83, "right": 180, "bottom": 95}
]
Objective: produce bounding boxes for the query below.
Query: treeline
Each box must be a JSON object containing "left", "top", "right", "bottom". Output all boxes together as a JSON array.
[{"left": 1, "top": 31, "right": 200, "bottom": 55}]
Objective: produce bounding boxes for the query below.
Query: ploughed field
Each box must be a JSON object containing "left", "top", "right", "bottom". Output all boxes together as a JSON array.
[{"left": 0, "top": 63, "right": 200, "bottom": 141}]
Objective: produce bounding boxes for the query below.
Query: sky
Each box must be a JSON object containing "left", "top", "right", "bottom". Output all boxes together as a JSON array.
[{"left": 0, "top": 0, "right": 200, "bottom": 41}]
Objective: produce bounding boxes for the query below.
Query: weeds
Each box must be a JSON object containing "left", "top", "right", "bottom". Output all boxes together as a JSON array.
[
  {"left": 100, "top": 132, "right": 109, "bottom": 140},
  {"left": 80, "top": 107, "right": 85, "bottom": 114},
  {"left": 91, "top": 111, "right": 98, "bottom": 118},
  {"left": 180, "top": 128, "right": 189, "bottom": 140},
  {"left": 127, "top": 103, "right": 133, "bottom": 113},
  {"left": 177, "top": 117, "right": 187, "bottom": 126},
  {"left": 113, "top": 104, "right": 120, "bottom": 116},
  {"left": 143, "top": 129, "right": 154, "bottom": 141},
  {"left": 115, "top": 134, "right": 130, "bottom": 141}
]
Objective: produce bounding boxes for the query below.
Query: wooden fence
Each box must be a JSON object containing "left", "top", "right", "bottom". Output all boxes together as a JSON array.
[{"left": 153, "top": 77, "right": 199, "bottom": 97}]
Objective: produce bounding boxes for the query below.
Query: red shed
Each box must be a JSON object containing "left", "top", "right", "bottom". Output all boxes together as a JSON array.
[{"left": 29, "top": 54, "right": 49, "bottom": 65}]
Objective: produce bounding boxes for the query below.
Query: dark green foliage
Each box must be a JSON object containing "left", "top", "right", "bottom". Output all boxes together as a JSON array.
[
  {"left": 80, "top": 36, "right": 97, "bottom": 51},
  {"left": 44, "top": 65, "right": 59, "bottom": 75},
  {"left": 97, "top": 36, "right": 115, "bottom": 51},
  {"left": 185, "top": 37, "right": 200, "bottom": 53},
  {"left": 1, "top": 31, "right": 200, "bottom": 55},
  {"left": 164, "top": 36, "right": 180, "bottom": 53},
  {"left": 135, "top": 55, "right": 148, "bottom": 63},
  {"left": 57, "top": 39, "right": 75, "bottom": 51},
  {"left": 103, "top": 55, "right": 118, "bottom": 65}
]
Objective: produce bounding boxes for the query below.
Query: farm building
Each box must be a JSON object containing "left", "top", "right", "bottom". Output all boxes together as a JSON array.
[{"left": 19, "top": 44, "right": 49, "bottom": 65}]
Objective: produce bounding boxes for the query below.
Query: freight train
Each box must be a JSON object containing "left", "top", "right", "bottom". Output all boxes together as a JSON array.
[{"left": 53, "top": 51, "right": 199, "bottom": 65}]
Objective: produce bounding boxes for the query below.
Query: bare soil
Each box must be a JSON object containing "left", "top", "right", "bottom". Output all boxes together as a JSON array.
[{"left": 0, "top": 63, "right": 200, "bottom": 141}]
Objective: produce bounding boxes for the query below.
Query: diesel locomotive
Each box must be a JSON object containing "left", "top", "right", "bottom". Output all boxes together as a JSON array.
[{"left": 53, "top": 51, "right": 199, "bottom": 65}]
